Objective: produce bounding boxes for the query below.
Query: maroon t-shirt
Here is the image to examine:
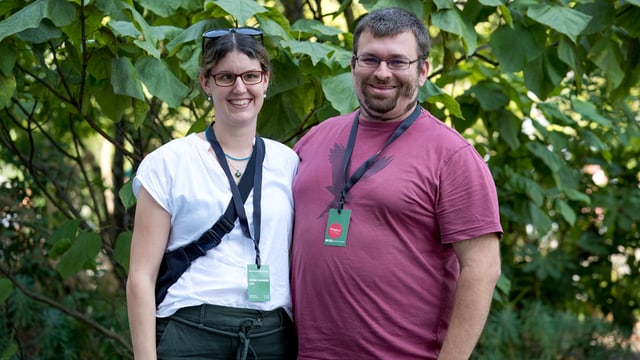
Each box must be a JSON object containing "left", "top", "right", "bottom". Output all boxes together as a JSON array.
[{"left": 291, "top": 108, "right": 502, "bottom": 359}]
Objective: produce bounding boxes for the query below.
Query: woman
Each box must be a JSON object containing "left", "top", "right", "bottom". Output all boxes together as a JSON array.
[{"left": 126, "top": 27, "right": 298, "bottom": 359}]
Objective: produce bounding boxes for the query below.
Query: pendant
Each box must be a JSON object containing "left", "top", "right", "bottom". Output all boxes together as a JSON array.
[{"left": 234, "top": 170, "right": 242, "bottom": 178}]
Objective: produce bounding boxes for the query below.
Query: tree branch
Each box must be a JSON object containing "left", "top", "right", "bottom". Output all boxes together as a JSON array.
[{"left": 0, "top": 265, "right": 133, "bottom": 355}]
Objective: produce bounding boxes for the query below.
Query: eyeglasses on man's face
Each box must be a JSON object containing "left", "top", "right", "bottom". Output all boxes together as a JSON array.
[
  {"left": 201, "top": 27, "right": 264, "bottom": 53},
  {"left": 354, "top": 55, "right": 421, "bottom": 70},
  {"left": 210, "top": 70, "right": 264, "bottom": 87}
]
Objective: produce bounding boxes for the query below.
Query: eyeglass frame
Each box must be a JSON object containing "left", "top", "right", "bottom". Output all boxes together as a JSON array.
[
  {"left": 209, "top": 70, "right": 265, "bottom": 87},
  {"left": 201, "top": 27, "right": 264, "bottom": 53},
  {"left": 353, "top": 55, "right": 422, "bottom": 70}
]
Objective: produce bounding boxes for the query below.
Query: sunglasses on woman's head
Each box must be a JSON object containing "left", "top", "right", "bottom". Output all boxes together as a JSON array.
[{"left": 201, "top": 27, "right": 264, "bottom": 53}]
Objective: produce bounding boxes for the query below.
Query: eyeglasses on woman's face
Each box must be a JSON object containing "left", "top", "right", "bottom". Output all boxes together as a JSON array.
[
  {"left": 201, "top": 27, "right": 264, "bottom": 53},
  {"left": 353, "top": 55, "right": 421, "bottom": 70},
  {"left": 210, "top": 70, "right": 264, "bottom": 87}
]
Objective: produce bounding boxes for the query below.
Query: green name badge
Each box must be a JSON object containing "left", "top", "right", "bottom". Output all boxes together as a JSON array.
[
  {"left": 324, "top": 208, "right": 351, "bottom": 247},
  {"left": 247, "top": 264, "right": 270, "bottom": 302}
]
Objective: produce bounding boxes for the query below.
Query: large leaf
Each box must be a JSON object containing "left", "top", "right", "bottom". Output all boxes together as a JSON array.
[
  {"left": 55, "top": 231, "right": 102, "bottom": 279},
  {"left": 555, "top": 198, "right": 576, "bottom": 226},
  {"left": 526, "top": 142, "right": 565, "bottom": 173},
  {"left": 205, "top": 0, "right": 268, "bottom": 26},
  {"left": 111, "top": 57, "right": 145, "bottom": 101},
  {"left": 136, "top": 0, "right": 200, "bottom": 17},
  {"left": 0, "top": 72, "right": 15, "bottom": 110},
  {"left": 528, "top": 203, "right": 553, "bottom": 237},
  {"left": 0, "top": 0, "right": 76, "bottom": 43},
  {"left": 359, "top": 0, "right": 424, "bottom": 15},
  {"left": 291, "top": 19, "right": 343, "bottom": 37},
  {"left": 0, "top": 278, "right": 13, "bottom": 305},
  {"left": 571, "top": 99, "right": 613, "bottom": 127},
  {"left": 119, "top": 179, "right": 136, "bottom": 209},
  {"left": 135, "top": 57, "right": 190, "bottom": 109},
  {"left": 281, "top": 39, "right": 335, "bottom": 66},
  {"left": 509, "top": 172, "right": 545, "bottom": 206},
  {"left": 587, "top": 38, "right": 624, "bottom": 90},
  {"left": 470, "top": 81, "right": 509, "bottom": 111},
  {"left": 490, "top": 23, "right": 546, "bottom": 72},
  {"left": 526, "top": 4, "right": 592, "bottom": 43},
  {"left": 523, "top": 47, "right": 568, "bottom": 100},
  {"left": 420, "top": 81, "right": 463, "bottom": 119},
  {"left": 432, "top": 8, "right": 478, "bottom": 56},
  {"left": 322, "top": 72, "right": 358, "bottom": 114},
  {"left": 113, "top": 231, "right": 133, "bottom": 273},
  {"left": 493, "top": 109, "right": 521, "bottom": 150}
]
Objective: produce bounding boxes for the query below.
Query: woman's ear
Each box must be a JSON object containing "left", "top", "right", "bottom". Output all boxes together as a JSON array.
[{"left": 199, "top": 71, "right": 210, "bottom": 94}]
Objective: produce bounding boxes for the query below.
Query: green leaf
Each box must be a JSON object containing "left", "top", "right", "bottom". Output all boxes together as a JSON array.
[
  {"left": 56, "top": 231, "right": 102, "bottom": 279},
  {"left": 291, "top": 19, "right": 343, "bottom": 37},
  {"left": 119, "top": 179, "right": 136, "bottom": 209},
  {"left": 113, "top": 231, "right": 132, "bottom": 272},
  {"left": 205, "top": 0, "right": 267, "bottom": 26},
  {"left": 526, "top": 142, "right": 565, "bottom": 172},
  {"left": 526, "top": 4, "right": 592, "bottom": 43},
  {"left": 576, "top": 1, "right": 615, "bottom": 35},
  {"left": 577, "top": 233, "right": 609, "bottom": 255},
  {"left": 493, "top": 273, "right": 511, "bottom": 304},
  {"left": 0, "top": 43, "right": 16, "bottom": 76},
  {"left": 281, "top": 39, "right": 335, "bottom": 66},
  {"left": 434, "top": 0, "right": 455, "bottom": 10},
  {"left": 528, "top": 203, "right": 553, "bottom": 237},
  {"left": 47, "top": 219, "right": 80, "bottom": 250},
  {"left": 0, "top": 0, "right": 76, "bottom": 43},
  {"left": 108, "top": 20, "right": 141, "bottom": 38},
  {"left": 0, "top": 278, "right": 13, "bottom": 304},
  {"left": 555, "top": 199, "right": 576, "bottom": 226},
  {"left": 617, "top": 5, "right": 640, "bottom": 37},
  {"left": 490, "top": 23, "right": 546, "bottom": 72},
  {"left": 420, "top": 81, "right": 463, "bottom": 119},
  {"left": 537, "top": 102, "right": 574, "bottom": 126},
  {"left": 111, "top": 57, "right": 145, "bottom": 101},
  {"left": 470, "top": 81, "right": 509, "bottom": 111},
  {"left": 432, "top": 8, "right": 478, "bottom": 56},
  {"left": 322, "top": 72, "right": 358, "bottom": 114},
  {"left": 136, "top": 0, "right": 200, "bottom": 17},
  {"left": 571, "top": 99, "right": 612, "bottom": 127},
  {"left": 510, "top": 172, "right": 545, "bottom": 206},
  {"left": 523, "top": 48, "right": 568, "bottom": 100},
  {"left": 135, "top": 57, "right": 190, "bottom": 109},
  {"left": 587, "top": 38, "right": 624, "bottom": 90},
  {"left": 1, "top": 341, "right": 18, "bottom": 360},
  {"left": 494, "top": 110, "right": 521, "bottom": 150},
  {"left": 479, "top": 0, "right": 504, "bottom": 5},
  {"left": 0, "top": 72, "right": 15, "bottom": 109},
  {"left": 562, "top": 188, "right": 590, "bottom": 204},
  {"left": 359, "top": 0, "right": 424, "bottom": 15}
]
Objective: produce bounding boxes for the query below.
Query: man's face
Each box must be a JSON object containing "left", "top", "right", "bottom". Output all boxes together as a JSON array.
[{"left": 352, "top": 30, "right": 429, "bottom": 122}]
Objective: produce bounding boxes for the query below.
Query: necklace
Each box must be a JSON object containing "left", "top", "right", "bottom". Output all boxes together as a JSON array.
[
  {"left": 224, "top": 153, "right": 251, "bottom": 161},
  {"left": 226, "top": 159, "right": 249, "bottom": 178}
]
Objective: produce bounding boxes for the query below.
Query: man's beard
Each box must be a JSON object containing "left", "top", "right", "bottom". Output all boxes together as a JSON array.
[{"left": 357, "top": 76, "right": 419, "bottom": 121}]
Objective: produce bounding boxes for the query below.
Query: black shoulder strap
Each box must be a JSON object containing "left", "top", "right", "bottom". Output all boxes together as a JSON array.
[{"left": 185, "top": 145, "right": 257, "bottom": 258}]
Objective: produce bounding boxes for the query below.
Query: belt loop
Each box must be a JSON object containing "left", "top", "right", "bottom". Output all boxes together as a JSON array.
[{"left": 199, "top": 304, "right": 206, "bottom": 325}]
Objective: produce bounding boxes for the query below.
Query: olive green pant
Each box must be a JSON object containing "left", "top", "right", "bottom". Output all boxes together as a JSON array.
[{"left": 156, "top": 304, "right": 297, "bottom": 360}]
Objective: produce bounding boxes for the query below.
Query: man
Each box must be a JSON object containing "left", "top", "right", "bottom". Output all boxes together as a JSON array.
[{"left": 291, "top": 7, "right": 503, "bottom": 360}]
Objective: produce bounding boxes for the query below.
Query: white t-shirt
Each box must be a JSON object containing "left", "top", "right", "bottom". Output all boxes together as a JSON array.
[{"left": 133, "top": 133, "right": 299, "bottom": 318}]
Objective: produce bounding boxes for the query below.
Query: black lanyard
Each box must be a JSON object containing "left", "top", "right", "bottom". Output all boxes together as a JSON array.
[
  {"left": 338, "top": 103, "right": 421, "bottom": 212},
  {"left": 205, "top": 125, "right": 265, "bottom": 267}
]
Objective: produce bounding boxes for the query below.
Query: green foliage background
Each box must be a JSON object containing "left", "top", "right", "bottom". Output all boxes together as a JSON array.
[{"left": 0, "top": 0, "right": 639, "bottom": 358}]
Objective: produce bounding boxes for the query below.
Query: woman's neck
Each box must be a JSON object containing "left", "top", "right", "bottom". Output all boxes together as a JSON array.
[{"left": 211, "top": 122, "right": 256, "bottom": 157}]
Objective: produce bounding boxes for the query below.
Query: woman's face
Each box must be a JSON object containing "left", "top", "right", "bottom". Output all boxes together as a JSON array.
[{"left": 200, "top": 50, "right": 270, "bottom": 127}]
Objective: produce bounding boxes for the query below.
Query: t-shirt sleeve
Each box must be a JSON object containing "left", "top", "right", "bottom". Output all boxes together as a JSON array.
[
  {"left": 437, "top": 145, "right": 502, "bottom": 243},
  {"left": 132, "top": 148, "right": 173, "bottom": 214}
]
